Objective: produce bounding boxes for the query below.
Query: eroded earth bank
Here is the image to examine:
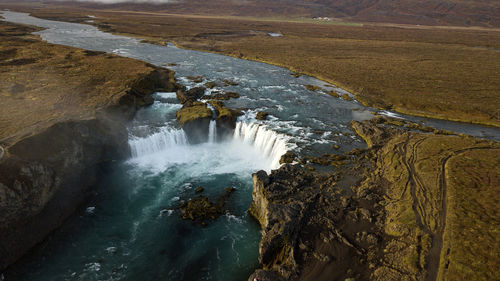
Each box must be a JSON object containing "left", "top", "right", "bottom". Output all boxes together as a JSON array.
[{"left": 0, "top": 20, "right": 182, "bottom": 270}]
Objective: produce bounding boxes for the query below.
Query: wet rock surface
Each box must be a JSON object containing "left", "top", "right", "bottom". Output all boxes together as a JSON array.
[
  {"left": 177, "top": 187, "right": 236, "bottom": 225},
  {"left": 176, "top": 85, "right": 243, "bottom": 142},
  {"left": 279, "top": 151, "right": 296, "bottom": 164},
  {"left": 256, "top": 111, "right": 269, "bottom": 120},
  {"left": 176, "top": 86, "right": 206, "bottom": 105},
  {"left": 248, "top": 163, "right": 383, "bottom": 281}
]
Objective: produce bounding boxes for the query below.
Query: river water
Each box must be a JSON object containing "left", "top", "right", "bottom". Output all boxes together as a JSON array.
[{"left": 2, "top": 11, "right": 499, "bottom": 281}]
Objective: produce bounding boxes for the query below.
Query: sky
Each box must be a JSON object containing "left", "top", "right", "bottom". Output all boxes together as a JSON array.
[{"left": 67, "top": 0, "right": 172, "bottom": 3}]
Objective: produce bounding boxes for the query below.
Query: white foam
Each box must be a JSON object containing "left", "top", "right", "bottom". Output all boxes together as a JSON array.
[
  {"left": 129, "top": 127, "right": 188, "bottom": 158},
  {"left": 208, "top": 120, "right": 217, "bottom": 143},
  {"left": 155, "top": 92, "right": 177, "bottom": 99},
  {"left": 233, "top": 121, "right": 288, "bottom": 169},
  {"left": 380, "top": 110, "right": 404, "bottom": 119}
]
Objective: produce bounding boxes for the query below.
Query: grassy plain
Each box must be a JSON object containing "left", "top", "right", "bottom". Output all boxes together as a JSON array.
[
  {"left": 353, "top": 120, "right": 500, "bottom": 280},
  {"left": 0, "top": 19, "right": 159, "bottom": 145},
  {"left": 3, "top": 4, "right": 498, "bottom": 126}
]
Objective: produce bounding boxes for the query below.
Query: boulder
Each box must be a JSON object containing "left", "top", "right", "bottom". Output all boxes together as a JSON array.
[
  {"left": 341, "top": 94, "right": 353, "bottom": 101},
  {"left": 256, "top": 111, "right": 269, "bottom": 120},
  {"left": 204, "top": 81, "right": 217, "bottom": 88},
  {"left": 279, "top": 151, "right": 297, "bottom": 164},
  {"left": 178, "top": 187, "right": 236, "bottom": 224},
  {"left": 305, "top": 84, "right": 322, "bottom": 91},
  {"left": 176, "top": 87, "right": 206, "bottom": 104},
  {"left": 223, "top": 79, "right": 239, "bottom": 86},
  {"left": 327, "top": 91, "right": 340, "bottom": 98}
]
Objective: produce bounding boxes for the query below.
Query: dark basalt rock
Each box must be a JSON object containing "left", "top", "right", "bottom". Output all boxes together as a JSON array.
[
  {"left": 279, "top": 151, "right": 297, "bottom": 164},
  {"left": 178, "top": 187, "right": 236, "bottom": 225},
  {"left": 186, "top": 75, "right": 204, "bottom": 83},
  {"left": 223, "top": 79, "right": 239, "bottom": 86},
  {"left": 204, "top": 81, "right": 217, "bottom": 88},
  {"left": 203, "top": 91, "right": 240, "bottom": 101},
  {"left": 248, "top": 163, "right": 384, "bottom": 281},
  {"left": 176, "top": 86, "right": 206, "bottom": 105},
  {"left": 226, "top": 92, "right": 240, "bottom": 98},
  {"left": 306, "top": 153, "right": 347, "bottom": 166},
  {"left": 256, "top": 111, "right": 269, "bottom": 120}
]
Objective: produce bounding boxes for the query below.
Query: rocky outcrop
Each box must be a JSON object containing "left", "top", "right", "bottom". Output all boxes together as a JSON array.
[
  {"left": 279, "top": 151, "right": 296, "bottom": 164},
  {"left": 256, "top": 111, "right": 269, "bottom": 120},
  {"left": 175, "top": 87, "right": 242, "bottom": 142},
  {"left": 0, "top": 67, "right": 181, "bottom": 271},
  {"left": 176, "top": 102, "right": 213, "bottom": 143},
  {"left": 176, "top": 86, "right": 205, "bottom": 105},
  {"left": 248, "top": 164, "right": 384, "bottom": 281},
  {"left": 207, "top": 100, "right": 243, "bottom": 138},
  {"left": 178, "top": 187, "right": 236, "bottom": 225}
]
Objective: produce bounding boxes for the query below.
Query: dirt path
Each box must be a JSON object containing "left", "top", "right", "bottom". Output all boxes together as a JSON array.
[{"left": 396, "top": 135, "right": 493, "bottom": 281}]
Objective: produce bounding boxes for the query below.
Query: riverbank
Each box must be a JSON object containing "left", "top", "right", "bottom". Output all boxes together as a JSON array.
[
  {"left": 2, "top": 4, "right": 499, "bottom": 127},
  {"left": 0, "top": 20, "right": 181, "bottom": 270},
  {"left": 248, "top": 117, "right": 500, "bottom": 280}
]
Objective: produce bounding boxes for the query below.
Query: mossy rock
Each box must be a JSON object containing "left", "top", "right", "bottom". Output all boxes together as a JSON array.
[
  {"left": 204, "top": 81, "right": 217, "bottom": 88},
  {"left": 176, "top": 103, "right": 212, "bottom": 126},
  {"left": 280, "top": 151, "right": 297, "bottom": 164},
  {"left": 226, "top": 92, "right": 240, "bottom": 98},
  {"left": 176, "top": 87, "right": 206, "bottom": 104},
  {"left": 256, "top": 111, "right": 269, "bottom": 120},
  {"left": 341, "top": 94, "right": 353, "bottom": 101},
  {"left": 305, "top": 84, "right": 322, "bottom": 91},
  {"left": 207, "top": 100, "right": 242, "bottom": 121},
  {"left": 187, "top": 75, "right": 204, "bottom": 83},
  {"left": 328, "top": 91, "right": 340, "bottom": 98},
  {"left": 223, "top": 79, "right": 239, "bottom": 86}
]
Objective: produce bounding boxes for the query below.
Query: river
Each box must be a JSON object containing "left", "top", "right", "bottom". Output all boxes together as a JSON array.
[{"left": 1, "top": 11, "right": 499, "bottom": 281}]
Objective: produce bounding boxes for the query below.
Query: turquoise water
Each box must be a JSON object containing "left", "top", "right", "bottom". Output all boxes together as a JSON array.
[
  {"left": 12, "top": 162, "right": 261, "bottom": 281},
  {"left": 9, "top": 95, "right": 270, "bottom": 280},
  {"left": 2, "top": 11, "right": 500, "bottom": 281}
]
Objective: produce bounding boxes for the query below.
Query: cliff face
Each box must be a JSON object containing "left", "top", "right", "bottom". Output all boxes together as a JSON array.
[
  {"left": 248, "top": 165, "right": 380, "bottom": 281},
  {"left": 0, "top": 68, "right": 181, "bottom": 270},
  {"left": 0, "top": 20, "right": 182, "bottom": 270},
  {"left": 0, "top": 119, "right": 127, "bottom": 269}
]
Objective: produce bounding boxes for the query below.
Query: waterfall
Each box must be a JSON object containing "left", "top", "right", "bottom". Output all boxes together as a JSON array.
[
  {"left": 129, "top": 127, "right": 188, "bottom": 158},
  {"left": 208, "top": 120, "right": 217, "bottom": 143},
  {"left": 233, "top": 121, "right": 288, "bottom": 168}
]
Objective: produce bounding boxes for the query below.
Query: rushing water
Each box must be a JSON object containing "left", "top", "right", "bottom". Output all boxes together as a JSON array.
[{"left": 2, "top": 11, "right": 500, "bottom": 281}]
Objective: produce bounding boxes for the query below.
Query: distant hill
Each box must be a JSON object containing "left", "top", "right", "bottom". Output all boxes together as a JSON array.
[{"left": 36, "top": 0, "right": 500, "bottom": 27}]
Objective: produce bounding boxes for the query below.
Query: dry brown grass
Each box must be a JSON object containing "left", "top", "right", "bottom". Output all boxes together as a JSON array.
[
  {"left": 5, "top": 4, "right": 498, "bottom": 126},
  {"left": 440, "top": 148, "right": 500, "bottom": 280},
  {"left": 355, "top": 120, "right": 500, "bottom": 280},
  {"left": 0, "top": 20, "right": 156, "bottom": 144}
]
